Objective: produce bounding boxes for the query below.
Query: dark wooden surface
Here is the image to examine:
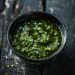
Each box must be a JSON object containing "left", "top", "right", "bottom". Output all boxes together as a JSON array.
[{"left": 0, "top": 0, "right": 75, "bottom": 75}]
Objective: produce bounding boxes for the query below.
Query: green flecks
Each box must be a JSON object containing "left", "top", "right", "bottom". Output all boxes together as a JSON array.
[{"left": 12, "top": 19, "right": 62, "bottom": 59}]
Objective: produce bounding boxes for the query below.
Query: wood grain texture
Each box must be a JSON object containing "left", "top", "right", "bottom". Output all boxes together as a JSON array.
[
  {"left": 1, "top": 0, "right": 43, "bottom": 75},
  {"left": 1, "top": 0, "right": 75, "bottom": 75},
  {"left": 44, "top": 0, "right": 75, "bottom": 75},
  {"left": 20, "top": 0, "right": 42, "bottom": 14}
]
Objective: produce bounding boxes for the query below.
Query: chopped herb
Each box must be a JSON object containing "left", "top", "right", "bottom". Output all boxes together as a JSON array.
[{"left": 12, "top": 18, "right": 62, "bottom": 59}]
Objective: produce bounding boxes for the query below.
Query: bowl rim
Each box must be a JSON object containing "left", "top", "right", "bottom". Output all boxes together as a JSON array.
[{"left": 7, "top": 11, "right": 67, "bottom": 63}]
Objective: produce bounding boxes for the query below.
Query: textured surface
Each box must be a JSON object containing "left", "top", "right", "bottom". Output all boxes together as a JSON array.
[
  {"left": 0, "top": 0, "right": 75, "bottom": 75},
  {"left": 45, "top": 0, "right": 75, "bottom": 75},
  {"left": 0, "top": 0, "right": 42, "bottom": 75},
  {"left": 0, "top": 0, "right": 5, "bottom": 13}
]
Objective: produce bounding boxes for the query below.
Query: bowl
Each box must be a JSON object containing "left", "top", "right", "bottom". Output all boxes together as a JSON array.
[{"left": 7, "top": 12, "right": 67, "bottom": 64}]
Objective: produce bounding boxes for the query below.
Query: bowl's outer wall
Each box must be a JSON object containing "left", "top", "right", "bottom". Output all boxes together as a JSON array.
[{"left": 7, "top": 12, "right": 67, "bottom": 64}]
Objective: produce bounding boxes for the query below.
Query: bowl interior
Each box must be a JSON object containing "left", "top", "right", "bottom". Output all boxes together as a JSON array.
[{"left": 8, "top": 12, "right": 66, "bottom": 63}]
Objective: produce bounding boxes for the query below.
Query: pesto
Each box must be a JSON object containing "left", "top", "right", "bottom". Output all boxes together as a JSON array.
[{"left": 12, "top": 19, "right": 62, "bottom": 59}]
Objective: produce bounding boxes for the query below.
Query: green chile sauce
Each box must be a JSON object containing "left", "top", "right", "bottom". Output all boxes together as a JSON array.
[{"left": 12, "top": 19, "right": 62, "bottom": 59}]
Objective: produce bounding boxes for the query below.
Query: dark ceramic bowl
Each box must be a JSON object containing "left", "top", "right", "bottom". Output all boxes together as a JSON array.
[{"left": 7, "top": 12, "right": 67, "bottom": 64}]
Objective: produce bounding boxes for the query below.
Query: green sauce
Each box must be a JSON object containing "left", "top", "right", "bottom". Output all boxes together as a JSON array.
[{"left": 12, "top": 19, "right": 62, "bottom": 59}]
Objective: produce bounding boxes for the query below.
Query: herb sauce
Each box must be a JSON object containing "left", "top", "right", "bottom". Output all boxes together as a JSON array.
[{"left": 12, "top": 19, "right": 62, "bottom": 59}]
